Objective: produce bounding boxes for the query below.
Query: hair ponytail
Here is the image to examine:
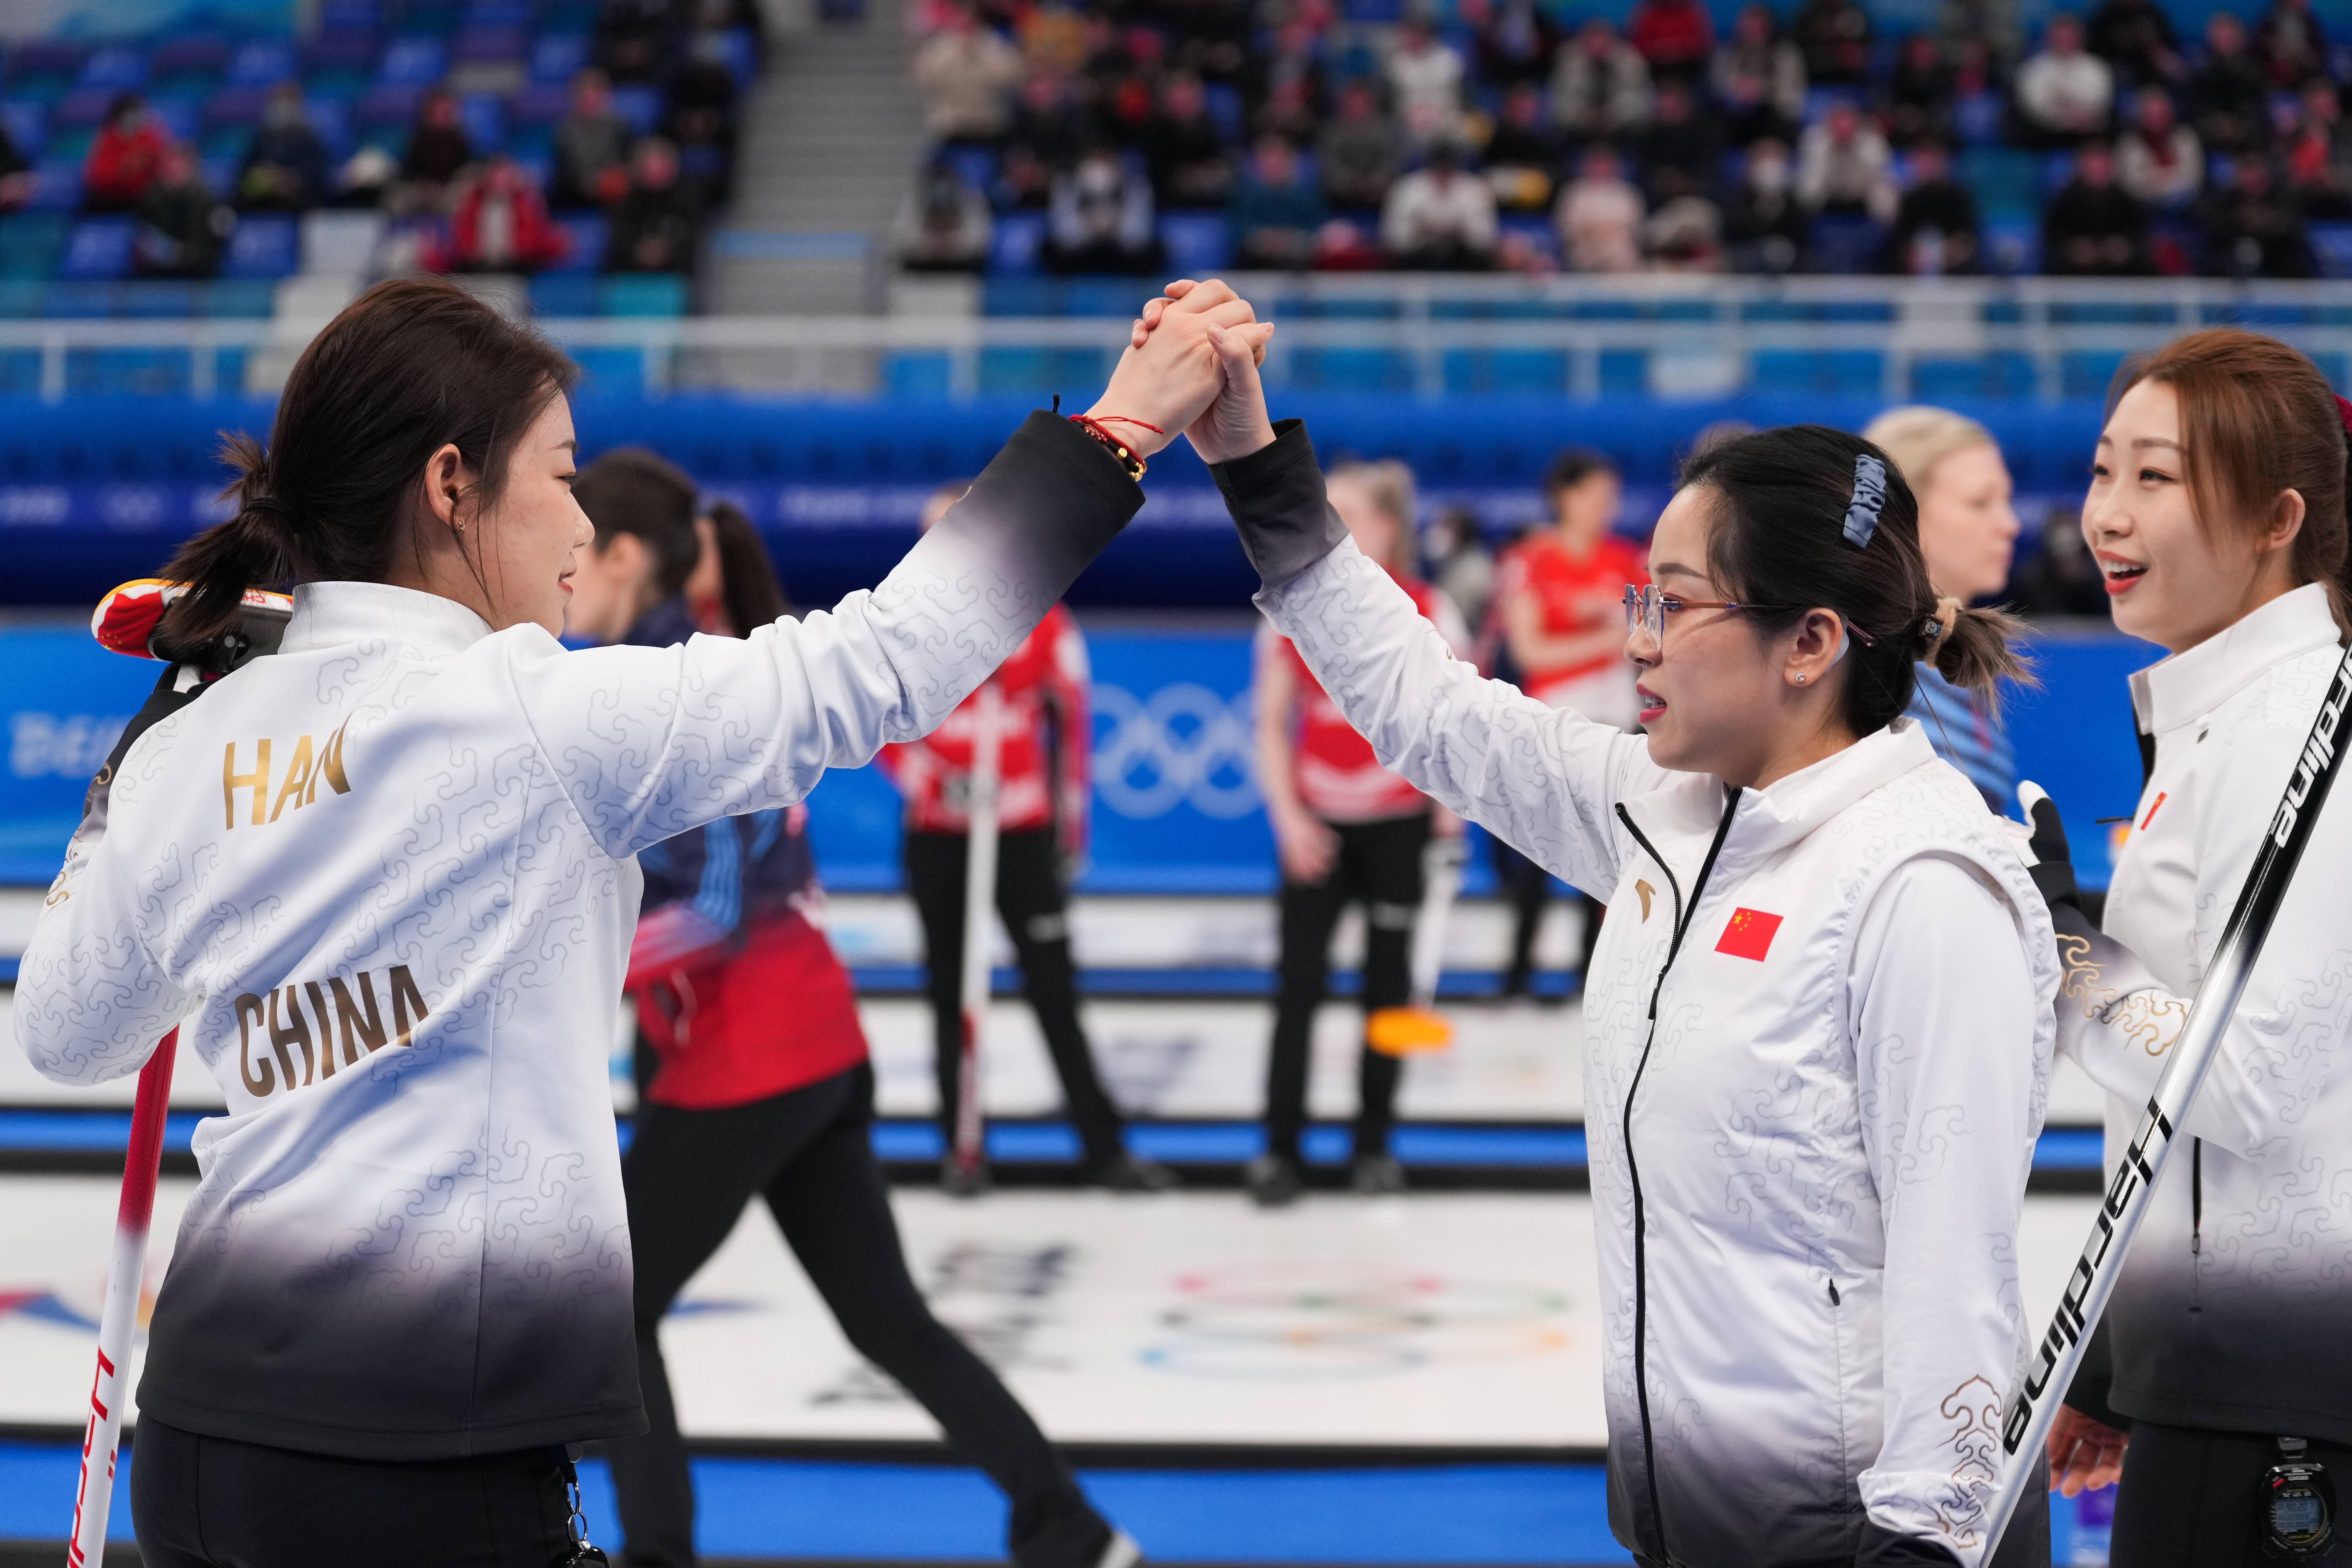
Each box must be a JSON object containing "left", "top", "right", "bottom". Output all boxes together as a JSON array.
[
  {"left": 157, "top": 432, "right": 299, "bottom": 650},
  {"left": 706, "top": 500, "right": 790, "bottom": 634},
  {"left": 1931, "top": 601, "right": 2033, "bottom": 710}
]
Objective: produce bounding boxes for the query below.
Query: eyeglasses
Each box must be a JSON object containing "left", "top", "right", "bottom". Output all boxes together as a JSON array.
[{"left": 1622, "top": 584, "right": 1793, "bottom": 644}]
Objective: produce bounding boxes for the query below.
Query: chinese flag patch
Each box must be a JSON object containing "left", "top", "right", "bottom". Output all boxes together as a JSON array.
[{"left": 1715, "top": 907, "right": 1783, "bottom": 961}]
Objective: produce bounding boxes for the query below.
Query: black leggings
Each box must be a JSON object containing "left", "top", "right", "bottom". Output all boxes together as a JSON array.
[
  {"left": 904, "top": 827, "right": 1125, "bottom": 1165},
  {"left": 132, "top": 1416, "right": 578, "bottom": 1568},
  {"left": 1491, "top": 833, "right": 1604, "bottom": 995},
  {"left": 2110, "top": 1420, "right": 2352, "bottom": 1565},
  {"left": 1266, "top": 813, "right": 1429, "bottom": 1163},
  {"left": 609, "top": 1062, "right": 1110, "bottom": 1568}
]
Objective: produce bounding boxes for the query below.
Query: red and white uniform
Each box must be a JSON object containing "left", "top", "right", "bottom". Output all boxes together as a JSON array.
[
  {"left": 1495, "top": 531, "right": 1647, "bottom": 726},
  {"left": 1258, "top": 572, "right": 1469, "bottom": 823},
  {"left": 884, "top": 603, "right": 1090, "bottom": 844}
]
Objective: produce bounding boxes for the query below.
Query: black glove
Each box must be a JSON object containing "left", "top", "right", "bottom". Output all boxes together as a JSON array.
[{"left": 2019, "top": 781, "right": 2099, "bottom": 946}]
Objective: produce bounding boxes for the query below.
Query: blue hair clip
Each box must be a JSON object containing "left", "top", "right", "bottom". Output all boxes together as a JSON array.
[{"left": 1842, "top": 453, "right": 1888, "bottom": 548}]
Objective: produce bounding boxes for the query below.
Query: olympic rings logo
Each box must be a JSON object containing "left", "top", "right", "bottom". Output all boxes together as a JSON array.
[
  {"left": 1139, "top": 1262, "right": 1571, "bottom": 1382},
  {"left": 1090, "top": 682, "right": 1260, "bottom": 821}
]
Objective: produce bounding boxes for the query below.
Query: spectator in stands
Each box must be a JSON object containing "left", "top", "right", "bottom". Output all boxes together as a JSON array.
[
  {"left": 2087, "top": 0, "right": 2183, "bottom": 86},
  {"left": 2281, "top": 79, "right": 2352, "bottom": 215},
  {"left": 2256, "top": 0, "right": 2327, "bottom": 86},
  {"left": 1797, "top": 100, "right": 1896, "bottom": 219},
  {"left": 84, "top": 94, "right": 171, "bottom": 213},
  {"left": 1387, "top": 19, "right": 1467, "bottom": 149},
  {"left": 2116, "top": 87, "right": 2203, "bottom": 208},
  {"left": 1254, "top": 78, "right": 1321, "bottom": 148},
  {"left": 2196, "top": 153, "right": 2312, "bottom": 273},
  {"left": 554, "top": 68, "right": 635, "bottom": 209},
  {"left": 1045, "top": 146, "right": 1161, "bottom": 272},
  {"left": 2043, "top": 140, "right": 2149, "bottom": 272},
  {"left": 235, "top": 84, "right": 331, "bottom": 213},
  {"left": 1726, "top": 134, "right": 1806, "bottom": 270},
  {"left": 1381, "top": 140, "right": 1498, "bottom": 269},
  {"left": 1017, "top": 0, "right": 1088, "bottom": 77},
  {"left": 442, "top": 153, "right": 569, "bottom": 272},
  {"left": 2188, "top": 13, "right": 2271, "bottom": 153},
  {"left": 400, "top": 88, "right": 476, "bottom": 208},
  {"left": 1485, "top": 82, "right": 1566, "bottom": 211},
  {"left": 1883, "top": 34, "right": 1957, "bottom": 148},
  {"left": 1317, "top": 80, "right": 1402, "bottom": 209},
  {"left": 1712, "top": 4, "right": 1806, "bottom": 147},
  {"left": 1555, "top": 143, "right": 1645, "bottom": 271},
  {"left": 1229, "top": 135, "right": 1326, "bottom": 268},
  {"left": 1940, "top": 0, "right": 2024, "bottom": 68},
  {"left": 597, "top": 0, "right": 683, "bottom": 83},
  {"left": 668, "top": 24, "right": 745, "bottom": 201},
  {"left": 894, "top": 158, "right": 993, "bottom": 270},
  {"left": 1552, "top": 19, "right": 1653, "bottom": 144},
  {"left": 606, "top": 137, "right": 700, "bottom": 272},
  {"left": 1884, "top": 141, "right": 1981, "bottom": 271},
  {"left": 914, "top": 2, "right": 1024, "bottom": 143},
  {"left": 1790, "top": 0, "right": 1873, "bottom": 87},
  {"left": 1626, "top": 0, "right": 1715, "bottom": 86},
  {"left": 1144, "top": 73, "right": 1235, "bottom": 208},
  {"left": 1088, "top": 23, "right": 1163, "bottom": 148},
  {"left": 0, "top": 120, "right": 29, "bottom": 213},
  {"left": 131, "top": 145, "right": 230, "bottom": 278},
  {"left": 1634, "top": 79, "right": 1724, "bottom": 202},
  {"left": 2016, "top": 15, "right": 2115, "bottom": 145},
  {"left": 1645, "top": 189, "right": 1725, "bottom": 268},
  {"left": 1240, "top": 19, "right": 1328, "bottom": 139},
  {"left": 1005, "top": 68, "right": 1094, "bottom": 176},
  {"left": 1465, "top": 0, "right": 1561, "bottom": 91}
]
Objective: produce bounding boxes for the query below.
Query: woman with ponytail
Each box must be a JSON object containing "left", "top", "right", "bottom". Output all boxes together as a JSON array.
[
  {"left": 1135, "top": 281, "right": 2060, "bottom": 1566},
  {"left": 11, "top": 273, "right": 1253, "bottom": 1566},
  {"left": 2028, "top": 328, "right": 2352, "bottom": 1566}
]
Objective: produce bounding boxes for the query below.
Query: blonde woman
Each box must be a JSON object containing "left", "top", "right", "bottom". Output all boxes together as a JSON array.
[{"left": 1862, "top": 406, "right": 2025, "bottom": 811}]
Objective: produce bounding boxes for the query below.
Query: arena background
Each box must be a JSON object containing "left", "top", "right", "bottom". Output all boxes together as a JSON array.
[{"left": 6, "top": 0, "right": 2346, "bottom": 1557}]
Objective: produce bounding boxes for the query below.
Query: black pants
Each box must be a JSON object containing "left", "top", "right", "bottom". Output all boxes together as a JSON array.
[
  {"left": 904, "top": 827, "right": 1125, "bottom": 1166},
  {"left": 2110, "top": 1420, "right": 2352, "bottom": 1565},
  {"left": 1492, "top": 833, "right": 1604, "bottom": 995},
  {"left": 132, "top": 1415, "right": 577, "bottom": 1567},
  {"left": 1266, "top": 813, "right": 1429, "bottom": 1163},
  {"left": 609, "top": 1063, "right": 1109, "bottom": 1568}
]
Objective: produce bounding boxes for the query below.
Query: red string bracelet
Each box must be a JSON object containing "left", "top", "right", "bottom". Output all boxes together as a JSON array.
[{"left": 1068, "top": 414, "right": 1157, "bottom": 482}]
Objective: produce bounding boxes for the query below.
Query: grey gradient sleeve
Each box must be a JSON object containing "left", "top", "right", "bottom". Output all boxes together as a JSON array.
[
  {"left": 1252, "top": 537, "right": 1664, "bottom": 896},
  {"left": 518, "top": 411, "right": 1141, "bottom": 856},
  {"left": 1212, "top": 420, "right": 1348, "bottom": 589}
]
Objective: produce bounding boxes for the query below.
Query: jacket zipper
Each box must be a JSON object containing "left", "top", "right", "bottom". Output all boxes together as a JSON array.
[
  {"left": 1611, "top": 788, "right": 1742, "bottom": 1565},
  {"left": 2190, "top": 1138, "right": 2204, "bottom": 1312}
]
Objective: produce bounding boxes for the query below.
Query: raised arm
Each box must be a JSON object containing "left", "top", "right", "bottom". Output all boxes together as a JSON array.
[
  {"left": 526, "top": 288, "right": 1272, "bottom": 859},
  {"left": 1181, "top": 317, "right": 1666, "bottom": 896}
]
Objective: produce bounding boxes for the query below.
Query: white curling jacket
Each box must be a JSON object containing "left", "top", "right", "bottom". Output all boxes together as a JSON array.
[
  {"left": 13, "top": 412, "right": 1142, "bottom": 1460},
  {"left": 1219, "top": 424, "right": 2058, "bottom": 1568},
  {"left": 2054, "top": 582, "right": 2352, "bottom": 1443}
]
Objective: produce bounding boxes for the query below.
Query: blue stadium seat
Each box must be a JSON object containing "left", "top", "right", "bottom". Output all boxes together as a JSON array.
[
  {"left": 1286, "top": 346, "right": 1415, "bottom": 393},
  {"left": 227, "top": 39, "right": 297, "bottom": 87},
  {"left": 1062, "top": 277, "right": 1145, "bottom": 316},
  {"left": 600, "top": 273, "right": 688, "bottom": 316},
  {"left": 27, "top": 160, "right": 81, "bottom": 212},
  {"left": 570, "top": 346, "right": 646, "bottom": 391},
  {"left": 204, "top": 84, "right": 270, "bottom": 129},
  {"left": 59, "top": 218, "right": 133, "bottom": 283},
  {"left": 610, "top": 85, "right": 662, "bottom": 136},
  {"left": 205, "top": 278, "right": 277, "bottom": 318},
  {"left": 303, "top": 95, "right": 354, "bottom": 158},
  {"left": 0, "top": 279, "right": 45, "bottom": 317},
  {"left": 459, "top": 91, "right": 505, "bottom": 152},
  {"left": 151, "top": 35, "right": 231, "bottom": 82},
  {"left": 0, "top": 214, "right": 68, "bottom": 278},
  {"left": 355, "top": 83, "right": 423, "bottom": 129},
  {"left": 714, "top": 27, "right": 760, "bottom": 90},
  {"left": 454, "top": 25, "right": 528, "bottom": 66},
  {"left": 943, "top": 144, "right": 997, "bottom": 195},
  {"left": 511, "top": 82, "right": 569, "bottom": 127},
  {"left": 1, "top": 102, "right": 45, "bottom": 160},
  {"left": 1442, "top": 349, "right": 1569, "bottom": 395},
  {"left": 1980, "top": 217, "right": 2041, "bottom": 276},
  {"left": 2311, "top": 222, "right": 2352, "bottom": 279},
  {"left": 982, "top": 275, "right": 1059, "bottom": 315},
  {"left": 884, "top": 352, "right": 953, "bottom": 397},
  {"left": 114, "top": 280, "right": 197, "bottom": 318},
  {"left": 530, "top": 34, "right": 590, "bottom": 84},
  {"left": 1752, "top": 349, "right": 1884, "bottom": 395},
  {"left": 989, "top": 212, "right": 1046, "bottom": 273},
  {"left": 53, "top": 88, "right": 113, "bottom": 129},
  {"left": 41, "top": 280, "right": 114, "bottom": 318},
  {"left": 222, "top": 215, "right": 299, "bottom": 280},
  {"left": 65, "top": 346, "right": 191, "bottom": 396},
  {"left": 77, "top": 47, "right": 148, "bottom": 93},
  {"left": 1959, "top": 147, "right": 2040, "bottom": 217},
  {"left": 977, "top": 345, "right": 1112, "bottom": 393},
  {"left": 529, "top": 273, "right": 597, "bottom": 315},
  {"left": 378, "top": 38, "right": 447, "bottom": 87},
  {"left": 1910, "top": 353, "right": 2036, "bottom": 400},
  {"left": 546, "top": 211, "right": 607, "bottom": 273},
  {"left": 1158, "top": 213, "right": 1232, "bottom": 275},
  {"left": 2061, "top": 350, "right": 2131, "bottom": 400},
  {"left": 1806, "top": 214, "right": 1886, "bottom": 274}
]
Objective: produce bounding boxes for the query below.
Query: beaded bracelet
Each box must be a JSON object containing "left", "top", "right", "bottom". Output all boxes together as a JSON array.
[{"left": 1068, "top": 414, "right": 1161, "bottom": 483}]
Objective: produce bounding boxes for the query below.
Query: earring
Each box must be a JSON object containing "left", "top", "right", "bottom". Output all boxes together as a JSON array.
[{"left": 1794, "top": 673, "right": 1807, "bottom": 684}]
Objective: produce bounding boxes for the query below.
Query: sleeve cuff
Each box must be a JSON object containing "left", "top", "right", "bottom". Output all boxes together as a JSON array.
[{"left": 1210, "top": 419, "right": 1347, "bottom": 590}]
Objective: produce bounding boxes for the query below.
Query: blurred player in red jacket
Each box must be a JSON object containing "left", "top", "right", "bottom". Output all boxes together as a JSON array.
[{"left": 882, "top": 483, "right": 1173, "bottom": 1195}]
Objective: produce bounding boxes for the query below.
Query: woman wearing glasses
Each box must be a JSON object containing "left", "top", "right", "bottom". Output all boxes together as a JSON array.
[{"left": 1148, "top": 287, "right": 2059, "bottom": 1566}]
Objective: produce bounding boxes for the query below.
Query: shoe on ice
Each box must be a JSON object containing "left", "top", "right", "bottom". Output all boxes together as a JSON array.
[
  {"left": 939, "top": 1156, "right": 991, "bottom": 1198},
  {"left": 1087, "top": 1153, "right": 1178, "bottom": 1193},
  {"left": 1350, "top": 1153, "right": 1408, "bottom": 1196},
  {"left": 1243, "top": 1153, "right": 1304, "bottom": 1209}
]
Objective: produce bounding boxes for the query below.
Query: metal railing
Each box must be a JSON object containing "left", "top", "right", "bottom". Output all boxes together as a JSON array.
[{"left": 6, "top": 275, "right": 2352, "bottom": 402}]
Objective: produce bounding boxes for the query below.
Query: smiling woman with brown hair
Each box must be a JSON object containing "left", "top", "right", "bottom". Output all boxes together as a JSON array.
[{"left": 13, "top": 273, "right": 1259, "bottom": 1567}]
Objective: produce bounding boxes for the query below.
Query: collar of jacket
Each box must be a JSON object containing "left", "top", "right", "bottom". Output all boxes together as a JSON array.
[
  {"left": 1618, "top": 719, "right": 1941, "bottom": 878},
  {"left": 2127, "top": 580, "right": 2339, "bottom": 739},
  {"left": 280, "top": 580, "right": 498, "bottom": 657}
]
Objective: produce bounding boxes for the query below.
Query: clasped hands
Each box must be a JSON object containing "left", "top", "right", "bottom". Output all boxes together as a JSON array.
[{"left": 1079, "top": 278, "right": 1280, "bottom": 470}]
